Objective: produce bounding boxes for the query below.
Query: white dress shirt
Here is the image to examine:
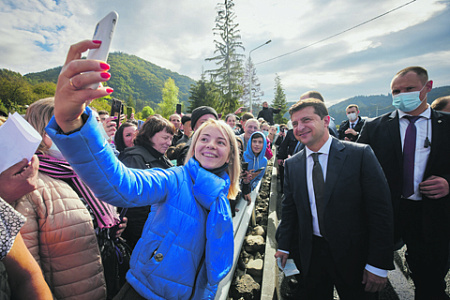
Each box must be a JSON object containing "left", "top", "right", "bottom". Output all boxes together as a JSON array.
[
  {"left": 305, "top": 136, "right": 332, "bottom": 237},
  {"left": 398, "top": 107, "right": 432, "bottom": 200}
]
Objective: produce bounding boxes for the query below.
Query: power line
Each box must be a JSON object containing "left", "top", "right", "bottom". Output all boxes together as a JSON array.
[{"left": 255, "top": 0, "right": 417, "bottom": 65}]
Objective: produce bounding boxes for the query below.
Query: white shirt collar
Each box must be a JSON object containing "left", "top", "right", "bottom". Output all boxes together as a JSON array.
[{"left": 305, "top": 135, "right": 333, "bottom": 157}]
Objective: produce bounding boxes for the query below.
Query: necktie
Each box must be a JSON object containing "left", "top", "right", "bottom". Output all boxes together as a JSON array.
[
  {"left": 312, "top": 153, "right": 325, "bottom": 233},
  {"left": 350, "top": 123, "right": 354, "bottom": 129},
  {"left": 402, "top": 116, "right": 420, "bottom": 198}
]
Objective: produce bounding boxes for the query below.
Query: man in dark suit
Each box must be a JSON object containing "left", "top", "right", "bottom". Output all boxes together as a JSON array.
[
  {"left": 275, "top": 99, "right": 394, "bottom": 299},
  {"left": 358, "top": 66, "right": 450, "bottom": 299},
  {"left": 338, "top": 104, "right": 365, "bottom": 142}
]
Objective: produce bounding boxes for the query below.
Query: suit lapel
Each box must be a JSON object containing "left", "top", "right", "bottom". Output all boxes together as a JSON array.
[
  {"left": 295, "top": 150, "right": 311, "bottom": 213},
  {"left": 323, "top": 138, "right": 346, "bottom": 209},
  {"left": 387, "top": 111, "right": 403, "bottom": 162},
  {"left": 425, "top": 109, "right": 444, "bottom": 176}
]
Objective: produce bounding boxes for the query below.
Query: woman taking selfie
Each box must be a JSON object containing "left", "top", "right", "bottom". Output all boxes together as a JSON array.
[{"left": 46, "top": 40, "right": 240, "bottom": 299}]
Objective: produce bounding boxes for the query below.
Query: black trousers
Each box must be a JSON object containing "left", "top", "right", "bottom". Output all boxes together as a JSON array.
[
  {"left": 113, "top": 282, "right": 146, "bottom": 300},
  {"left": 297, "top": 236, "right": 377, "bottom": 300},
  {"left": 399, "top": 198, "right": 450, "bottom": 300}
]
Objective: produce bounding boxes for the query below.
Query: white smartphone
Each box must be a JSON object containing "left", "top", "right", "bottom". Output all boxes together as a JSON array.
[{"left": 85, "top": 11, "right": 119, "bottom": 90}]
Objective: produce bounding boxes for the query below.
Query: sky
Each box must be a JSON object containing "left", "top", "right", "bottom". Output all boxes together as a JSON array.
[{"left": 1, "top": 0, "right": 449, "bottom": 107}]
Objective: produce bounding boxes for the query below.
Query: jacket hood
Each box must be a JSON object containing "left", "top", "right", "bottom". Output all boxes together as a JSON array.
[{"left": 243, "top": 131, "right": 268, "bottom": 170}]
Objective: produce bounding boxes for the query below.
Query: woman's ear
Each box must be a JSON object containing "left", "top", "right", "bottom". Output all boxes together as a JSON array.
[{"left": 43, "top": 134, "right": 53, "bottom": 148}]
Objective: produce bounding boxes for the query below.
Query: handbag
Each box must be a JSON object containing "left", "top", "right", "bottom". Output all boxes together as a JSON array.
[
  {"left": 99, "top": 209, "right": 132, "bottom": 299},
  {"left": 99, "top": 232, "right": 132, "bottom": 299}
]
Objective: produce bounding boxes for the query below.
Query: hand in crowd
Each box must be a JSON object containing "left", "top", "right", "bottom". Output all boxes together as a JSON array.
[
  {"left": 419, "top": 175, "right": 450, "bottom": 199},
  {"left": 277, "top": 159, "right": 284, "bottom": 166},
  {"left": 344, "top": 128, "right": 358, "bottom": 136},
  {"left": 54, "top": 40, "right": 113, "bottom": 133},
  {"left": 115, "top": 217, "right": 128, "bottom": 238},
  {"left": 244, "top": 193, "right": 251, "bottom": 206},
  {"left": 242, "top": 170, "right": 252, "bottom": 184},
  {"left": 362, "top": 269, "right": 387, "bottom": 293},
  {"left": 0, "top": 155, "right": 39, "bottom": 204},
  {"left": 103, "top": 116, "right": 117, "bottom": 138},
  {"left": 234, "top": 107, "right": 244, "bottom": 114},
  {"left": 274, "top": 250, "right": 289, "bottom": 269},
  {"left": 250, "top": 170, "right": 262, "bottom": 181}
]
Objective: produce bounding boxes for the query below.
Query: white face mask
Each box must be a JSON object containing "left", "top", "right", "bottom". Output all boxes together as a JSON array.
[
  {"left": 392, "top": 84, "right": 426, "bottom": 112},
  {"left": 347, "top": 113, "right": 357, "bottom": 121}
]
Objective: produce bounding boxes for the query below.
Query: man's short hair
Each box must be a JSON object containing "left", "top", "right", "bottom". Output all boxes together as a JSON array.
[
  {"left": 241, "top": 112, "right": 254, "bottom": 122},
  {"left": 431, "top": 96, "right": 450, "bottom": 111},
  {"left": 169, "top": 114, "right": 181, "bottom": 121},
  {"left": 300, "top": 91, "right": 324, "bottom": 102},
  {"left": 289, "top": 98, "right": 328, "bottom": 119},
  {"left": 395, "top": 66, "right": 428, "bottom": 85},
  {"left": 346, "top": 104, "right": 359, "bottom": 111}
]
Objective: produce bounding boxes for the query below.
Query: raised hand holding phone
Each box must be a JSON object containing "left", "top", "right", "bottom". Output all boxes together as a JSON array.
[
  {"left": 54, "top": 12, "right": 119, "bottom": 132},
  {"left": 85, "top": 11, "right": 118, "bottom": 90}
]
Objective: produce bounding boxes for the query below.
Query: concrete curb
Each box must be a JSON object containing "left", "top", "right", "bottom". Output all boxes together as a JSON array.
[{"left": 261, "top": 161, "right": 280, "bottom": 300}]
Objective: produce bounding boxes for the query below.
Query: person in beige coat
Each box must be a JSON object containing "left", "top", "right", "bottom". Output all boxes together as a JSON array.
[{"left": 13, "top": 98, "right": 113, "bottom": 300}]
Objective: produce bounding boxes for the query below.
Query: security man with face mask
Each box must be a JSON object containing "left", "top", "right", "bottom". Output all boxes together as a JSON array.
[
  {"left": 338, "top": 104, "right": 365, "bottom": 142},
  {"left": 358, "top": 66, "right": 450, "bottom": 300}
]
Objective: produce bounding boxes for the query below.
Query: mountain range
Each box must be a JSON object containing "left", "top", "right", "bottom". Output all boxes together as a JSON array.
[
  {"left": 20, "top": 52, "right": 450, "bottom": 121},
  {"left": 24, "top": 52, "right": 196, "bottom": 111},
  {"left": 285, "top": 86, "right": 450, "bottom": 125}
]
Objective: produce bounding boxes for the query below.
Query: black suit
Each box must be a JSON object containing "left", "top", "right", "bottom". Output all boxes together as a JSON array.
[
  {"left": 358, "top": 109, "right": 450, "bottom": 299},
  {"left": 277, "top": 138, "right": 394, "bottom": 298},
  {"left": 338, "top": 116, "right": 365, "bottom": 141}
]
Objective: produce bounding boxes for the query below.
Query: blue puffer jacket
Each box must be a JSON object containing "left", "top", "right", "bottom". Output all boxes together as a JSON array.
[
  {"left": 243, "top": 131, "right": 268, "bottom": 190},
  {"left": 46, "top": 107, "right": 234, "bottom": 300}
]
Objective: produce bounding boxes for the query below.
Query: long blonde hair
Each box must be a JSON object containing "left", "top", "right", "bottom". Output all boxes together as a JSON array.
[
  {"left": 25, "top": 97, "right": 55, "bottom": 153},
  {"left": 185, "top": 119, "right": 240, "bottom": 199}
]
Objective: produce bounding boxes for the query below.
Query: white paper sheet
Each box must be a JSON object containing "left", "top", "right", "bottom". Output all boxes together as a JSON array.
[
  {"left": 0, "top": 112, "right": 42, "bottom": 174},
  {"left": 277, "top": 257, "right": 300, "bottom": 277}
]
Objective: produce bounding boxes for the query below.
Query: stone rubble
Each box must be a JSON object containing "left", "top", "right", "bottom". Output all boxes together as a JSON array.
[{"left": 229, "top": 161, "right": 273, "bottom": 300}]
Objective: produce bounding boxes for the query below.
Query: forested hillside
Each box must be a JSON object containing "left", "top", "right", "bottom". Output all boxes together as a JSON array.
[{"left": 24, "top": 52, "right": 196, "bottom": 111}]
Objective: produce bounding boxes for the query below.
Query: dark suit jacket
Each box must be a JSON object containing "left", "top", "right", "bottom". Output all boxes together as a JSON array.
[
  {"left": 358, "top": 109, "right": 450, "bottom": 242},
  {"left": 276, "top": 138, "right": 394, "bottom": 285},
  {"left": 338, "top": 116, "right": 365, "bottom": 141},
  {"left": 276, "top": 129, "right": 298, "bottom": 160}
]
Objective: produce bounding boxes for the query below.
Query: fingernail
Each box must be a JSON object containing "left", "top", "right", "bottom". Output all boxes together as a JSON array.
[
  {"left": 100, "top": 72, "right": 111, "bottom": 79},
  {"left": 106, "top": 88, "right": 114, "bottom": 94},
  {"left": 100, "top": 62, "right": 110, "bottom": 70},
  {"left": 112, "top": 116, "right": 118, "bottom": 119},
  {"left": 93, "top": 40, "right": 102, "bottom": 44}
]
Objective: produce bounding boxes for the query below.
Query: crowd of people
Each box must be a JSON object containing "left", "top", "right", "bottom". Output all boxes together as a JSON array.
[{"left": 0, "top": 39, "right": 449, "bottom": 300}]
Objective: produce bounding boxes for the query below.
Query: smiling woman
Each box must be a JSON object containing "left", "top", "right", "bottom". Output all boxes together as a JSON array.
[{"left": 45, "top": 39, "right": 243, "bottom": 300}]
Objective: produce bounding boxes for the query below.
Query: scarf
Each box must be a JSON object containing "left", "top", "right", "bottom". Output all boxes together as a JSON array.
[{"left": 37, "top": 153, "right": 120, "bottom": 229}]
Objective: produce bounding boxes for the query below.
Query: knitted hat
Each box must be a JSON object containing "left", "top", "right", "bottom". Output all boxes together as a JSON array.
[
  {"left": 181, "top": 114, "right": 191, "bottom": 125},
  {"left": 191, "top": 106, "right": 218, "bottom": 130}
]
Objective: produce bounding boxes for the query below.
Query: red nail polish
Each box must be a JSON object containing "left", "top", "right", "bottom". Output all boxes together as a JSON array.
[
  {"left": 100, "top": 62, "right": 110, "bottom": 70},
  {"left": 106, "top": 88, "right": 114, "bottom": 94},
  {"left": 100, "top": 72, "right": 111, "bottom": 79},
  {"left": 93, "top": 40, "right": 102, "bottom": 44}
]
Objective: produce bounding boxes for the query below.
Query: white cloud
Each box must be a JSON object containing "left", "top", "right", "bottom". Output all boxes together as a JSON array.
[{"left": 0, "top": 0, "right": 449, "bottom": 105}]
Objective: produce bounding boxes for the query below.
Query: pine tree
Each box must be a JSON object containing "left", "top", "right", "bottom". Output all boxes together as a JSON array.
[
  {"left": 273, "top": 74, "right": 288, "bottom": 124},
  {"left": 240, "top": 57, "right": 264, "bottom": 111},
  {"left": 158, "top": 78, "right": 179, "bottom": 118},
  {"left": 188, "top": 73, "right": 220, "bottom": 113},
  {"left": 206, "top": 0, "right": 245, "bottom": 114}
]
